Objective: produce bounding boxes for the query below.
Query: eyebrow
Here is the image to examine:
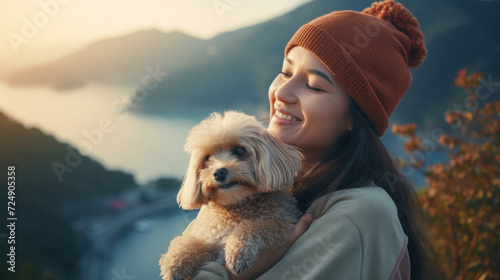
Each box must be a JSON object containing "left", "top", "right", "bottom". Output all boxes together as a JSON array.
[
  {"left": 307, "top": 69, "right": 334, "bottom": 85},
  {"left": 285, "top": 57, "right": 334, "bottom": 85}
]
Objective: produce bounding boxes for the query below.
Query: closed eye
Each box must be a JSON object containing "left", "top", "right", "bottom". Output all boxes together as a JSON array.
[
  {"left": 279, "top": 71, "right": 291, "bottom": 78},
  {"left": 280, "top": 71, "right": 324, "bottom": 92},
  {"left": 305, "top": 84, "right": 325, "bottom": 92}
]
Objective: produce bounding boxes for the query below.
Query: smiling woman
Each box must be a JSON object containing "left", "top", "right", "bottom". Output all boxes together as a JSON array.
[{"left": 191, "top": 0, "right": 432, "bottom": 279}]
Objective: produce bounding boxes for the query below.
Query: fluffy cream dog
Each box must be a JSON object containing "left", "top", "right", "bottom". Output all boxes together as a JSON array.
[{"left": 159, "top": 111, "right": 302, "bottom": 280}]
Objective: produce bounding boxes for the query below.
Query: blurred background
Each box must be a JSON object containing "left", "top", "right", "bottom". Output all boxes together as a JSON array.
[{"left": 0, "top": 0, "right": 499, "bottom": 279}]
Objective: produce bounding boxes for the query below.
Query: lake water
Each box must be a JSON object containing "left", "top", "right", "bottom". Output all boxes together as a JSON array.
[
  {"left": 107, "top": 209, "right": 196, "bottom": 280},
  {"left": 0, "top": 82, "right": 217, "bottom": 184}
]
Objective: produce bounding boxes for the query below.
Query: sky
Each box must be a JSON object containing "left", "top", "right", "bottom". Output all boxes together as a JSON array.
[{"left": 1, "top": 0, "right": 311, "bottom": 73}]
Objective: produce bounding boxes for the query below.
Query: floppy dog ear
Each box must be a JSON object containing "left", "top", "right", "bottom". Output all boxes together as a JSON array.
[
  {"left": 253, "top": 132, "right": 302, "bottom": 192},
  {"left": 177, "top": 150, "right": 206, "bottom": 209}
]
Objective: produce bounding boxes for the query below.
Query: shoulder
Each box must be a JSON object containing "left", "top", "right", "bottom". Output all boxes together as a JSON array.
[
  {"left": 308, "top": 186, "right": 399, "bottom": 231},
  {"left": 313, "top": 186, "right": 405, "bottom": 247}
]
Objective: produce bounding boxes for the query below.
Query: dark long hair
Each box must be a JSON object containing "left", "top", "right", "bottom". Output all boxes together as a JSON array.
[{"left": 293, "top": 99, "right": 432, "bottom": 279}]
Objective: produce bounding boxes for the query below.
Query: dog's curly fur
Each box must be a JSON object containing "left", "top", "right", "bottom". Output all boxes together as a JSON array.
[{"left": 159, "top": 111, "right": 302, "bottom": 280}]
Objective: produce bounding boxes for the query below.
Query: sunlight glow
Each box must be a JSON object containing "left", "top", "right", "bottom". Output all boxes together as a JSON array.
[{"left": 0, "top": 0, "right": 311, "bottom": 73}]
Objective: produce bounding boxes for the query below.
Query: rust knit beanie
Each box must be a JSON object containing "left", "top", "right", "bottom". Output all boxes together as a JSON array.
[{"left": 285, "top": 0, "right": 427, "bottom": 136}]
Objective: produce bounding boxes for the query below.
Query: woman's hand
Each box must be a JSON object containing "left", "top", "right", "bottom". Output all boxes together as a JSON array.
[{"left": 226, "top": 214, "right": 314, "bottom": 280}]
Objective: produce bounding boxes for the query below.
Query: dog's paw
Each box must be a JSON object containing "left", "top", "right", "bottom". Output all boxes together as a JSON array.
[
  {"left": 226, "top": 255, "right": 255, "bottom": 275},
  {"left": 159, "top": 255, "right": 190, "bottom": 280},
  {"left": 225, "top": 243, "right": 258, "bottom": 275}
]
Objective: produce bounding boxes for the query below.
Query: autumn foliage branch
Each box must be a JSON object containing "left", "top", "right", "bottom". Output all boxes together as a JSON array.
[{"left": 392, "top": 69, "right": 499, "bottom": 280}]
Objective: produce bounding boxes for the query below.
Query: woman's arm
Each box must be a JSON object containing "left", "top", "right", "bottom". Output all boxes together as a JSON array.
[{"left": 260, "top": 187, "right": 408, "bottom": 280}]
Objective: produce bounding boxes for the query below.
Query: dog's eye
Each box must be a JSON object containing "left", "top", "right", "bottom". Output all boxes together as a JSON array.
[
  {"left": 232, "top": 146, "right": 247, "bottom": 157},
  {"left": 204, "top": 155, "right": 211, "bottom": 162}
]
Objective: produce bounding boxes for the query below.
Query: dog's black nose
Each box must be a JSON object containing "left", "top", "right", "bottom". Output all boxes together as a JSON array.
[{"left": 214, "top": 168, "right": 228, "bottom": 182}]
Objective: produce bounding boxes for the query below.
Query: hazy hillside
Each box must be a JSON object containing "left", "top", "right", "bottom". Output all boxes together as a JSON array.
[
  {"left": 0, "top": 111, "right": 137, "bottom": 278},
  {"left": 0, "top": 111, "right": 137, "bottom": 203},
  {"left": 5, "top": 0, "right": 500, "bottom": 131},
  {"left": 7, "top": 30, "right": 208, "bottom": 90}
]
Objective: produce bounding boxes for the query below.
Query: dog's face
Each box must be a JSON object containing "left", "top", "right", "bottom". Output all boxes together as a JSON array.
[{"left": 177, "top": 111, "right": 302, "bottom": 209}]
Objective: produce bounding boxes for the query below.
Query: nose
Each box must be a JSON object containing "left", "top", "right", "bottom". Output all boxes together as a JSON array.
[
  {"left": 273, "top": 76, "right": 298, "bottom": 104},
  {"left": 213, "top": 168, "right": 228, "bottom": 182}
]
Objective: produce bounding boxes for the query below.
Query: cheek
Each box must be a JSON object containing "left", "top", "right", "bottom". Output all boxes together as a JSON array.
[
  {"left": 268, "top": 77, "right": 279, "bottom": 101},
  {"left": 308, "top": 97, "right": 350, "bottom": 138}
]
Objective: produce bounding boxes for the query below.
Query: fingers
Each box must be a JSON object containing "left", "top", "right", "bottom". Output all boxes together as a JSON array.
[{"left": 289, "top": 214, "right": 313, "bottom": 244}]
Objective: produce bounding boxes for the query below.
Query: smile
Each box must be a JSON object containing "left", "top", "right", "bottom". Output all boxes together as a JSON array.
[{"left": 275, "top": 111, "right": 301, "bottom": 122}]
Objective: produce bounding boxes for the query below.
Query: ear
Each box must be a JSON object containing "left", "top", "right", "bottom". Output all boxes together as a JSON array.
[
  {"left": 253, "top": 132, "right": 302, "bottom": 192},
  {"left": 177, "top": 150, "right": 206, "bottom": 209}
]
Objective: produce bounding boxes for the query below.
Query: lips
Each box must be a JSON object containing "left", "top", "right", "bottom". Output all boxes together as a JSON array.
[{"left": 273, "top": 109, "right": 302, "bottom": 122}]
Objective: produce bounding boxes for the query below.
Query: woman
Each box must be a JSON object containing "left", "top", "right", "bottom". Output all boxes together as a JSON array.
[{"left": 193, "top": 0, "right": 430, "bottom": 279}]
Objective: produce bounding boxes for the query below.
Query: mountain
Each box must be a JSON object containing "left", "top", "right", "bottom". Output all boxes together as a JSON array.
[
  {"left": 400, "top": 0, "right": 500, "bottom": 130},
  {"left": 0, "top": 111, "right": 137, "bottom": 278},
  {"left": 5, "top": 0, "right": 500, "bottom": 131},
  {"left": 0, "top": 111, "right": 137, "bottom": 203},
  {"left": 6, "top": 30, "right": 208, "bottom": 90}
]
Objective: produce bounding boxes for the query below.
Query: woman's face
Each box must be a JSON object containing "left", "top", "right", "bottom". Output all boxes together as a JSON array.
[{"left": 268, "top": 46, "right": 351, "bottom": 161}]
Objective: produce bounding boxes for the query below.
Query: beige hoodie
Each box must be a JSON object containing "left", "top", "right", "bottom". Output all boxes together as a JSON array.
[{"left": 191, "top": 186, "right": 410, "bottom": 280}]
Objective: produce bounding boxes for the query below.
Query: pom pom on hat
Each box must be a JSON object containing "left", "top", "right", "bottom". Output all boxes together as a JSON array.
[
  {"left": 363, "top": 0, "right": 426, "bottom": 68},
  {"left": 284, "top": 0, "right": 427, "bottom": 135}
]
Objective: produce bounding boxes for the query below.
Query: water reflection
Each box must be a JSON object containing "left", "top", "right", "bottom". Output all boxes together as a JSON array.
[{"left": 108, "top": 209, "right": 196, "bottom": 279}]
